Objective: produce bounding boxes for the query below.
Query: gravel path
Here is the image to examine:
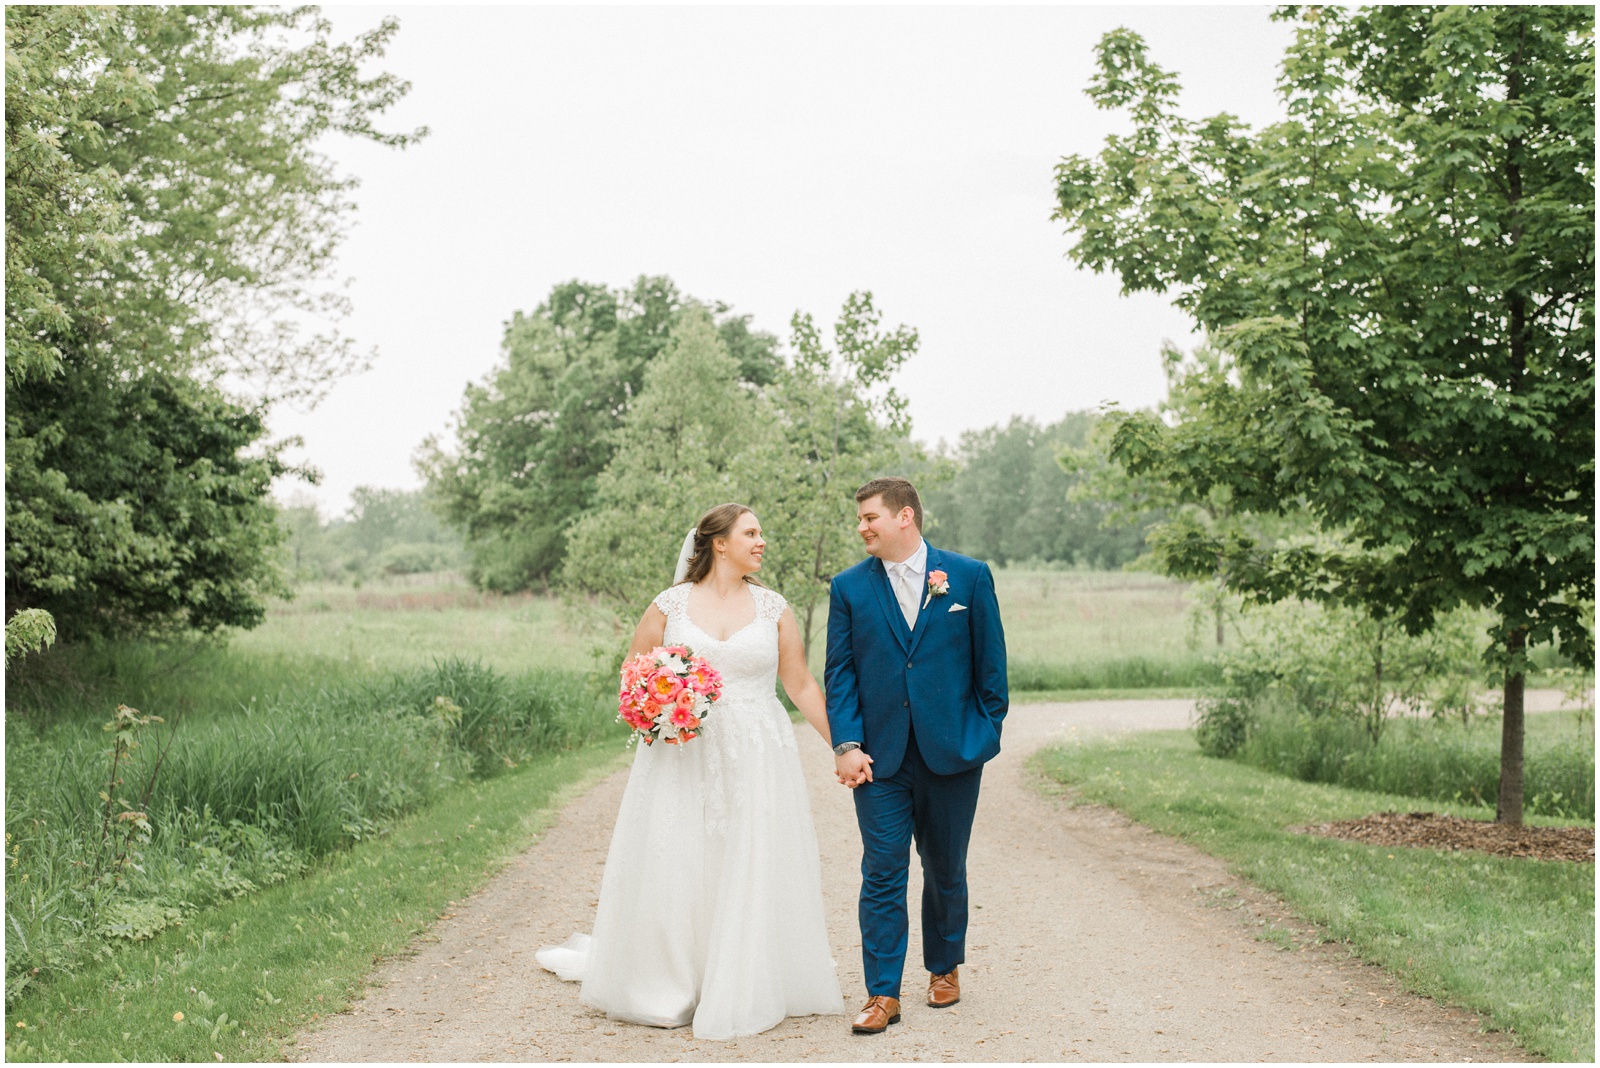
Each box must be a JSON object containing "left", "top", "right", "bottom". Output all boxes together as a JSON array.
[{"left": 293, "top": 698, "right": 1532, "bottom": 1062}]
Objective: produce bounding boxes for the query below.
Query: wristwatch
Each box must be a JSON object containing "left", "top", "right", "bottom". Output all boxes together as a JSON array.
[{"left": 832, "top": 741, "right": 862, "bottom": 756}]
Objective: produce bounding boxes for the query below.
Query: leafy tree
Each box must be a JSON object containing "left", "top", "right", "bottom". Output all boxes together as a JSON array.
[
  {"left": 5, "top": 6, "right": 420, "bottom": 640},
  {"left": 753, "top": 292, "right": 922, "bottom": 651},
  {"left": 925, "top": 412, "right": 1151, "bottom": 570},
  {"left": 1053, "top": 6, "right": 1594, "bottom": 823},
  {"left": 561, "top": 307, "right": 775, "bottom": 627},
  {"left": 6, "top": 6, "right": 421, "bottom": 400},
  {"left": 419, "top": 277, "right": 781, "bottom": 590},
  {"left": 558, "top": 293, "right": 925, "bottom": 661},
  {"left": 7, "top": 359, "right": 293, "bottom": 637}
]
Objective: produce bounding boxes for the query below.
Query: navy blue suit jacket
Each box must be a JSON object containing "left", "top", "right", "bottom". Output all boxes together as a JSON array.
[{"left": 824, "top": 544, "right": 1008, "bottom": 779}]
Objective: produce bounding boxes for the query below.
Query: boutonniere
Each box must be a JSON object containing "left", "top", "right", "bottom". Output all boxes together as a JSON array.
[{"left": 922, "top": 569, "right": 949, "bottom": 609}]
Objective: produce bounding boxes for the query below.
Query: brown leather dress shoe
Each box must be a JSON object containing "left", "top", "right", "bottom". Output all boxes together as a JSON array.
[
  {"left": 851, "top": 995, "right": 901, "bottom": 1034},
  {"left": 927, "top": 966, "right": 960, "bottom": 1007}
]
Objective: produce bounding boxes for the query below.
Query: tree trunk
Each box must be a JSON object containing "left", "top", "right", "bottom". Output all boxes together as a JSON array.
[{"left": 1495, "top": 629, "right": 1526, "bottom": 826}]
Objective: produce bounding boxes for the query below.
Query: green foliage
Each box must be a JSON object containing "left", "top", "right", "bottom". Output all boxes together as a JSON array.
[
  {"left": 754, "top": 292, "right": 924, "bottom": 648},
  {"left": 1008, "top": 655, "right": 1216, "bottom": 693},
  {"left": 5, "top": 5, "right": 423, "bottom": 397},
  {"left": 279, "top": 487, "right": 467, "bottom": 583},
  {"left": 2, "top": 743, "right": 626, "bottom": 1063},
  {"left": 7, "top": 364, "right": 293, "bottom": 638},
  {"left": 5, "top": 5, "right": 421, "bottom": 641},
  {"left": 1206, "top": 598, "right": 1491, "bottom": 745},
  {"left": 1055, "top": 7, "right": 1595, "bottom": 821},
  {"left": 1192, "top": 695, "right": 1253, "bottom": 758},
  {"left": 926, "top": 412, "right": 1151, "bottom": 568},
  {"left": 1036, "top": 731, "right": 1595, "bottom": 1061},
  {"left": 419, "top": 277, "right": 781, "bottom": 590},
  {"left": 561, "top": 307, "right": 777, "bottom": 623},
  {"left": 557, "top": 291, "right": 925, "bottom": 659},
  {"left": 1056, "top": 7, "right": 1594, "bottom": 651},
  {"left": 1239, "top": 710, "right": 1594, "bottom": 820},
  {"left": 5, "top": 658, "right": 608, "bottom": 999},
  {"left": 4, "top": 609, "right": 55, "bottom": 666}
]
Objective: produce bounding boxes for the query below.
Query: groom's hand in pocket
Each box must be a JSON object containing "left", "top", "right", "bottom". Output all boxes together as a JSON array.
[{"left": 835, "top": 748, "right": 873, "bottom": 788}]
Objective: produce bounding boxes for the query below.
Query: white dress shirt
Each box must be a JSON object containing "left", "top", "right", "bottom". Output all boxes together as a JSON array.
[{"left": 885, "top": 538, "right": 928, "bottom": 630}]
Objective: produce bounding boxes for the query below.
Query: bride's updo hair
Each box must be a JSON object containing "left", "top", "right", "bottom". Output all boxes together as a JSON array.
[{"left": 680, "top": 502, "right": 764, "bottom": 586}]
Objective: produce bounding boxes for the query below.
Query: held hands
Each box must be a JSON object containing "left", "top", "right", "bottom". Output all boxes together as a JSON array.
[{"left": 835, "top": 748, "right": 873, "bottom": 788}]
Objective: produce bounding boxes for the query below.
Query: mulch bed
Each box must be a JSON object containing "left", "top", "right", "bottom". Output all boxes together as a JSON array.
[{"left": 1298, "top": 810, "right": 1595, "bottom": 863}]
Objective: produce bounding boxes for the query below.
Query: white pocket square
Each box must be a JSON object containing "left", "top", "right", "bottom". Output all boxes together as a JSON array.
[{"left": 948, "top": 603, "right": 967, "bottom": 612}]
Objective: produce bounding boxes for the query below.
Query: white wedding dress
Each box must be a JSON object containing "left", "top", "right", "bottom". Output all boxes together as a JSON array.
[{"left": 536, "top": 582, "right": 843, "bottom": 1039}]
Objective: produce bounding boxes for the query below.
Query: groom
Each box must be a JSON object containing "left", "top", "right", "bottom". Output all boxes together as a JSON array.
[{"left": 825, "top": 476, "right": 1008, "bottom": 1035}]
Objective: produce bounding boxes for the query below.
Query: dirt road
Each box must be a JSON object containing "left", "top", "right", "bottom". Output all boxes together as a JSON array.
[{"left": 293, "top": 698, "right": 1529, "bottom": 1062}]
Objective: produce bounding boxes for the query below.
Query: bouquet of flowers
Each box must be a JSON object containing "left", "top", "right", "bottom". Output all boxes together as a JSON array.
[{"left": 617, "top": 645, "right": 723, "bottom": 746}]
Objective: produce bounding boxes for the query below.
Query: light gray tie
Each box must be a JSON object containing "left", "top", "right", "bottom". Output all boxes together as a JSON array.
[{"left": 891, "top": 563, "right": 918, "bottom": 630}]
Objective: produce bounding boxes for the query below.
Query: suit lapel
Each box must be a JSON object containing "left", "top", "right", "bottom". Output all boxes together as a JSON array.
[
  {"left": 867, "top": 557, "right": 913, "bottom": 655},
  {"left": 905, "top": 545, "right": 944, "bottom": 659}
]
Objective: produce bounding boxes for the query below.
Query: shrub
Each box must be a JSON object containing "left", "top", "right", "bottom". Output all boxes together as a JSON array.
[
  {"left": 1199, "top": 599, "right": 1489, "bottom": 747},
  {"left": 1193, "top": 695, "right": 1253, "bottom": 757}
]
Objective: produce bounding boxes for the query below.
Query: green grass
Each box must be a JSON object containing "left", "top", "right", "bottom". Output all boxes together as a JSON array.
[
  {"left": 235, "top": 576, "right": 597, "bottom": 675},
  {"left": 3, "top": 741, "right": 629, "bottom": 1063},
  {"left": 992, "top": 568, "right": 1203, "bottom": 665},
  {"left": 250, "top": 568, "right": 1206, "bottom": 695},
  {"left": 1008, "top": 656, "right": 1217, "bottom": 691},
  {"left": 6, "top": 655, "right": 611, "bottom": 998},
  {"left": 1236, "top": 708, "right": 1595, "bottom": 819},
  {"left": 1012, "top": 686, "right": 1200, "bottom": 704},
  {"left": 1034, "top": 731, "right": 1595, "bottom": 1061}
]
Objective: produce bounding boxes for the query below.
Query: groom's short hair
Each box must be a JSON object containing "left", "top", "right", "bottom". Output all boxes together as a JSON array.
[{"left": 855, "top": 477, "right": 923, "bottom": 530}]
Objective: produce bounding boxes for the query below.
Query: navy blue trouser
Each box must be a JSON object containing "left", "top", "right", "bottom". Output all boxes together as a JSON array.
[{"left": 852, "top": 728, "right": 984, "bottom": 999}]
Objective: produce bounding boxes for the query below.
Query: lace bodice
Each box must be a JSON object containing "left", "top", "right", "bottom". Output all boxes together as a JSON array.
[{"left": 652, "top": 583, "right": 787, "bottom": 703}]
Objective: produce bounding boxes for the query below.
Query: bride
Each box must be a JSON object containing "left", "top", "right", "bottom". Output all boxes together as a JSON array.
[{"left": 536, "top": 503, "right": 844, "bottom": 1039}]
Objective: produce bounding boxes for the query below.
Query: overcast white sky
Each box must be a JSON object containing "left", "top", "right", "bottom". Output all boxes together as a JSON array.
[{"left": 274, "top": 5, "right": 1295, "bottom": 515}]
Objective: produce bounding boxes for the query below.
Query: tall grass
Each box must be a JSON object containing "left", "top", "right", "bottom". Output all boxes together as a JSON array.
[
  {"left": 1008, "top": 656, "right": 1218, "bottom": 691},
  {"left": 4, "top": 657, "right": 609, "bottom": 1003},
  {"left": 1235, "top": 708, "right": 1595, "bottom": 820},
  {"left": 3, "top": 638, "right": 373, "bottom": 727}
]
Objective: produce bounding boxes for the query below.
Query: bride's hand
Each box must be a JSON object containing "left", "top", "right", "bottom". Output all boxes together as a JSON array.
[{"left": 834, "top": 748, "right": 873, "bottom": 788}]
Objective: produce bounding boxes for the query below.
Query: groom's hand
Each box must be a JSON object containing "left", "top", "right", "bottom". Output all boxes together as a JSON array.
[{"left": 835, "top": 748, "right": 873, "bottom": 788}]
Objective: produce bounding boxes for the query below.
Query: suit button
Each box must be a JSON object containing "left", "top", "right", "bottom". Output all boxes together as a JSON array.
[
  {"left": 903, "top": 700, "right": 910, "bottom": 707},
  {"left": 906, "top": 661, "right": 913, "bottom": 669}
]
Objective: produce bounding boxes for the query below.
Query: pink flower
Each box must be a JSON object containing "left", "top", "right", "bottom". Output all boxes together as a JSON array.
[
  {"left": 688, "top": 662, "right": 720, "bottom": 694},
  {"left": 647, "top": 670, "right": 684, "bottom": 703}
]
